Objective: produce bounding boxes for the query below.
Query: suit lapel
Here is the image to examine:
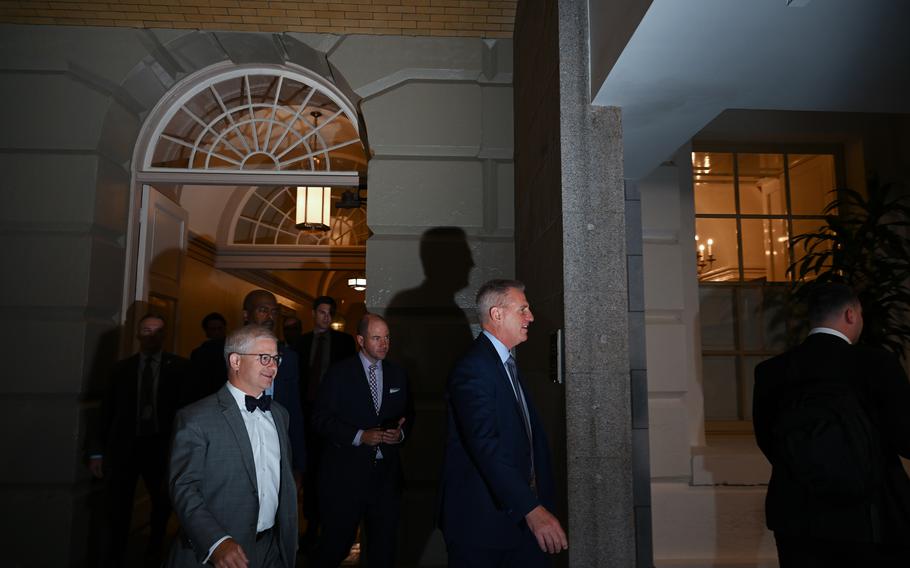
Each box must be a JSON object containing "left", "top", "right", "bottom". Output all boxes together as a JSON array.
[
  {"left": 218, "top": 386, "right": 259, "bottom": 492},
  {"left": 378, "top": 361, "right": 398, "bottom": 417},
  {"left": 271, "top": 401, "right": 290, "bottom": 466}
]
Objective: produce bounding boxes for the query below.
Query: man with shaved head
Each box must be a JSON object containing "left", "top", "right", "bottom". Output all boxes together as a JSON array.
[{"left": 754, "top": 282, "right": 910, "bottom": 566}]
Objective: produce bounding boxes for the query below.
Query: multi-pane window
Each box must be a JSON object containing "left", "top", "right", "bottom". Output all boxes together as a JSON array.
[{"left": 694, "top": 150, "right": 839, "bottom": 424}]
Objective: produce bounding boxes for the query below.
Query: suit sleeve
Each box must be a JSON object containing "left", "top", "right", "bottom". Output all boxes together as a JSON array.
[
  {"left": 400, "top": 368, "right": 416, "bottom": 442},
  {"left": 313, "top": 362, "right": 362, "bottom": 446},
  {"left": 87, "top": 360, "right": 127, "bottom": 458},
  {"left": 867, "top": 350, "right": 910, "bottom": 459},
  {"left": 448, "top": 358, "right": 539, "bottom": 522},
  {"left": 169, "top": 408, "right": 229, "bottom": 563},
  {"left": 278, "top": 348, "right": 307, "bottom": 472},
  {"left": 752, "top": 361, "right": 771, "bottom": 460}
]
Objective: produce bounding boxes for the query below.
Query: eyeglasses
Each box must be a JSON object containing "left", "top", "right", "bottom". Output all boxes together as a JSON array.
[
  {"left": 236, "top": 353, "right": 283, "bottom": 367},
  {"left": 255, "top": 306, "right": 281, "bottom": 316}
]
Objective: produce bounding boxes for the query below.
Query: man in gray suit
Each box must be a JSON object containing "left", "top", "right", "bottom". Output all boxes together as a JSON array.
[{"left": 168, "top": 324, "right": 298, "bottom": 567}]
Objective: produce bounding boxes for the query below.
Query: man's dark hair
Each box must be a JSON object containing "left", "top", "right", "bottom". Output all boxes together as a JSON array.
[
  {"left": 201, "top": 312, "right": 226, "bottom": 330},
  {"left": 808, "top": 282, "right": 859, "bottom": 326},
  {"left": 138, "top": 313, "right": 165, "bottom": 327},
  {"left": 357, "top": 313, "right": 387, "bottom": 337},
  {"left": 313, "top": 295, "right": 337, "bottom": 314}
]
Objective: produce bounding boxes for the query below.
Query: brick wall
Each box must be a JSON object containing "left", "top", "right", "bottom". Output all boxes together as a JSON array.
[{"left": 0, "top": 0, "right": 515, "bottom": 37}]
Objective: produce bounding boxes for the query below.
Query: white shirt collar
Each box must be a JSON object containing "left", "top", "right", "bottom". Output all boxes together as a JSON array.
[{"left": 808, "top": 327, "right": 851, "bottom": 344}]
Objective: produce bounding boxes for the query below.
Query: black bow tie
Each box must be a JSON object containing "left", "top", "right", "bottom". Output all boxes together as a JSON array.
[{"left": 245, "top": 394, "right": 272, "bottom": 413}]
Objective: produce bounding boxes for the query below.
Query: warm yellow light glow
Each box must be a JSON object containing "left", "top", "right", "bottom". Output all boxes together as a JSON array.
[
  {"left": 295, "top": 186, "right": 331, "bottom": 230},
  {"left": 347, "top": 277, "right": 367, "bottom": 291}
]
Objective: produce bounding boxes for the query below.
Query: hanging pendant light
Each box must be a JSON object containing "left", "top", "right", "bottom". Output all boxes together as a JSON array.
[
  {"left": 295, "top": 186, "right": 331, "bottom": 231},
  {"left": 295, "top": 110, "right": 332, "bottom": 231}
]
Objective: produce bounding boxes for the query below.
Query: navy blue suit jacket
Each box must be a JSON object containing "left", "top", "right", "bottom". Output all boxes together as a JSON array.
[
  {"left": 439, "top": 333, "right": 556, "bottom": 549},
  {"left": 313, "top": 354, "right": 413, "bottom": 494},
  {"left": 273, "top": 344, "right": 307, "bottom": 473}
]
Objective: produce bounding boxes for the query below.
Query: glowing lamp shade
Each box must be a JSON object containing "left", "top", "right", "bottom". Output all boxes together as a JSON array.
[
  {"left": 347, "top": 277, "right": 367, "bottom": 291},
  {"left": 295, "top": 186, "right": 331, "bottom": 230}
]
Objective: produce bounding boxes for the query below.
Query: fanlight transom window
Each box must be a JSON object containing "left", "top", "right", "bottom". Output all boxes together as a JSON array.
[
  {"left": 147, "top": 68, "right": 366, "bottom": 174},
  {"left": 232, "top": 187, "right": 369, "bottom": 247}
]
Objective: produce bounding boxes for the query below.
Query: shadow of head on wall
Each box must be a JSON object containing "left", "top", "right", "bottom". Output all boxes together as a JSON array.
[
  {"left": 420, "top": 226, "right": 475, "bottom": 297},
  {"left": 385, "top": 226, "right": 477, "bottom": 362},
  {"left": 383, "top": 226, "right": 477, "bottom": 567}
]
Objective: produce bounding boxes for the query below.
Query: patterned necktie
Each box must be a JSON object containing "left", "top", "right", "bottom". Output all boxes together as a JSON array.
[
  {"left": 368, "top": 364, "right": 380, "bottom": 415},
  {"left": 138, "top": 355, "right": 156, "bottom": 436}
]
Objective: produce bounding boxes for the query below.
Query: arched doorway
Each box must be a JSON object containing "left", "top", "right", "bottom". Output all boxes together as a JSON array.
[{"left": 125, "top": 62, "right": 369, "bottom": 352}]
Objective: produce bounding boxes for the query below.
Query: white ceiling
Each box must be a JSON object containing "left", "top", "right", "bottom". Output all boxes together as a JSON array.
[{"left": 592, "top": 0, "right": 910, "bottom": 179}]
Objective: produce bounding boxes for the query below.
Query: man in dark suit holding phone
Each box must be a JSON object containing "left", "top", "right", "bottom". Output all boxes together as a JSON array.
[{"left": 311, "top": 313, "right": 414, "bottom": 568}]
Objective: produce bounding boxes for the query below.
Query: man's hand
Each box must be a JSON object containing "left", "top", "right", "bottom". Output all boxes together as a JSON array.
[
  {"left": 381, "top": 417, "right": 406, "bottom": 444},
  {"left": 88, "top": 457, "right": 103, "bottom": 479},
  {"left": 211, "top": 538, "right": 249, "bottom": 568},
  {"left": 525, "top": 505, "right": 568, "bottom": 554},
  {"left": 361, "top": 428, "right": 385, "bottom": 446}
]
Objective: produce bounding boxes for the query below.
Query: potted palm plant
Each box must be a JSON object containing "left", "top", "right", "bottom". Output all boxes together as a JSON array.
[{"left": 789, "top": 178, "right": 910, "bottom": 359}]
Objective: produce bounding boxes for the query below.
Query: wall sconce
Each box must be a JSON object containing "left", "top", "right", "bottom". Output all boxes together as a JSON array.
[
  {"left": 347, "top": 277, "right": 366, "bottom": 291},
  {"left": 295, "top": 186, "right": 331, "bottom": 231}
]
